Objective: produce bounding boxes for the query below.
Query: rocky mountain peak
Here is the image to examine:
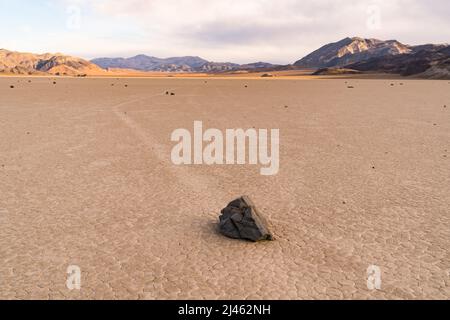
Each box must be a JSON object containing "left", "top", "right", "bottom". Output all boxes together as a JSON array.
[{"left": 294, "top": 37, "right": 411, "bottom": 68}]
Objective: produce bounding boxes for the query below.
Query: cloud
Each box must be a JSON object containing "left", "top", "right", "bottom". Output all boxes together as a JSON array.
[{"left": 2, "top": 0, "right": 450, "bottom": 63}]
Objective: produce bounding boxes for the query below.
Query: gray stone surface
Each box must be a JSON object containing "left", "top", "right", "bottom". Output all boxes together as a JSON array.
[{"left": 219, "top": 196, "right": 274, "bottom": 242}]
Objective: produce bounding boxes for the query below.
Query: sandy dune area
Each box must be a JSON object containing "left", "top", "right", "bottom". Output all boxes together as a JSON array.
[{"left": 0, "top": 77, "right": 449, "bottom": 300}]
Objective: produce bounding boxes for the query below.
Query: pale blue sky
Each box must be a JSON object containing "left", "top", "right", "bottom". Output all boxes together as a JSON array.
[{"left": 1, "top": 0, "right": 449, "bottom": 64}]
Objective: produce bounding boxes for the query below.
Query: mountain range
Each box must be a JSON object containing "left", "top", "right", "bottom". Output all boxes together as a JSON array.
[
  {"left": 91, "top": 55, "right": 278, "bottom": 73},
  {"left": 295, "top": 37, "right": 450, "bottom": 78},
  {"left": 294, "top": 37, "right": 412, "bottom": 68},
  {"left": 1, "top": 37, "right": 449, "bottom": 78},
  {"left": 0, "top": 49, "right": 103, "bottom": 76}
]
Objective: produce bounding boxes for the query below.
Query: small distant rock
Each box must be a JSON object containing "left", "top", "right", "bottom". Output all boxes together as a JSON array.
[
  {"left": 170, "top": 92, "right": 175, "bottom": 96},
  {"left": 53, "top": 81, "right": 56, "bottom": 85},
  {"left": 219, "top": 196, "right": 274, "bottom": 242},
  {"left": 10, "top": 85, "right": 14, "bottom": 89},
  {"left": 347, "top": 86, "right": 354, "bottom": 89},
  {"left": 261, "top": 73, "right": 274, "bottom": 78},
  {"left": 313, "top": 68, "right": 361, "bottom": 76}
]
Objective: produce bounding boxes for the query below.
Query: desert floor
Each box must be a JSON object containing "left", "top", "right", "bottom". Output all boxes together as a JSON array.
[{"left": 0, "top": 77, "right": 449, "bottom": 300}]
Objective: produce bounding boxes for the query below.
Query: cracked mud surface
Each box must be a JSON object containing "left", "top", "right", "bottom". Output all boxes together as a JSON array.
[{"left": 0, "top": 77, "right": 449, "bottom": 299}]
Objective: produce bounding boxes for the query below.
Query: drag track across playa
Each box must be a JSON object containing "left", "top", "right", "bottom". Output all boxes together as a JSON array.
[{"left": 0, "top": 77, "right": 449, "bottom": 299}]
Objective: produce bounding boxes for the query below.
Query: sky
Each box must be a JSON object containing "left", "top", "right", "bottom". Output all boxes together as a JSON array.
[{"left": 0, "top": 0, "right": 449, "bottom": 64}]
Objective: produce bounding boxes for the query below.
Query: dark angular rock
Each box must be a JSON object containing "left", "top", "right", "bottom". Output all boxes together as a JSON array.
[{"left": 219, "top": 196, "right": 274, "bottom": 242}]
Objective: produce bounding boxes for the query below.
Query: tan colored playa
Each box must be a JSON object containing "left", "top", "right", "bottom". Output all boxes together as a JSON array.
[{"left": 0, "top": 77, "right": 449, "bottom": 300}]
